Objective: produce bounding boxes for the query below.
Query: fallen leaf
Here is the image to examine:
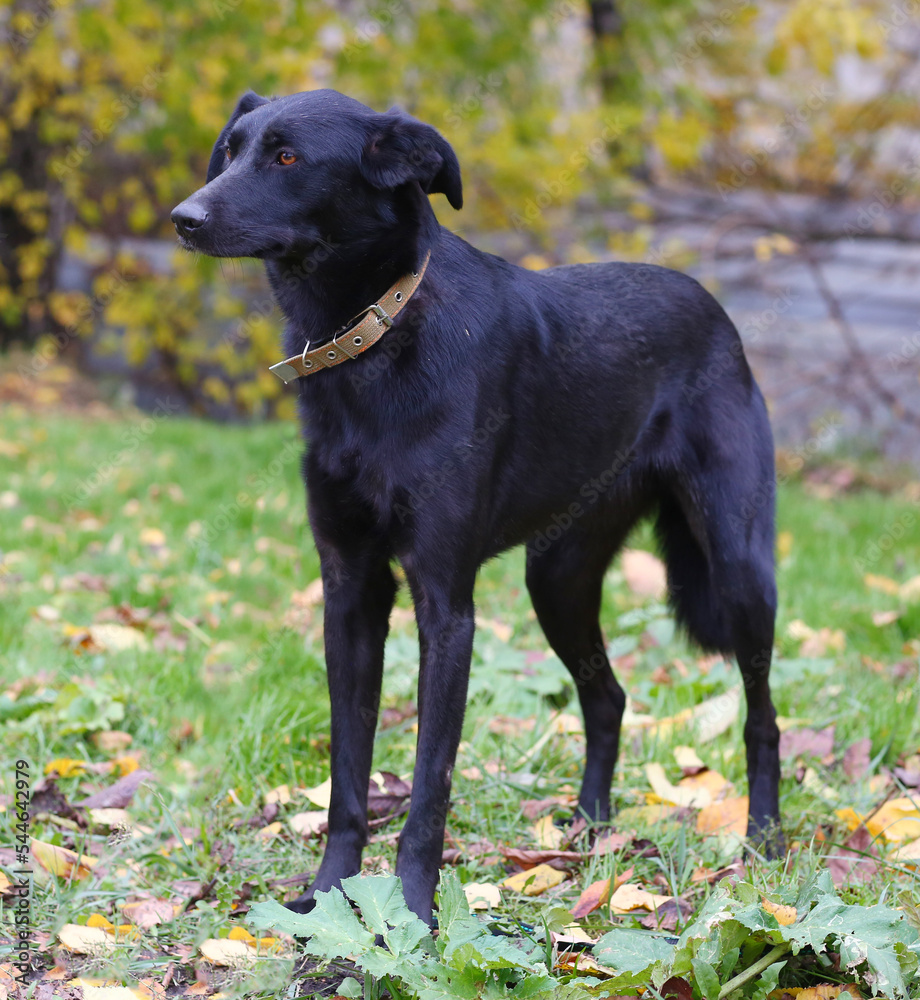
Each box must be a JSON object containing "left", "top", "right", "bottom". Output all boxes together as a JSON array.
[
  {"left": 502, "top": 863, "right": 567, "bottom": 895},
  {"left": 463, "top": 882, "right": 501, "bottom": 910},
  {"left": 91, "top": 731, "right": 133, "bottom": 753},
  {"left": 826, "top": 825, "right": 881, "bottom": 887},
  {"left": 533, "top": 814, "right": 565, "bottom": 849},
  {"left": 368, "top": 771, "right": 411, "bottom": 818},
  {"left": 842, "top": 738, "right": 871, "bottom": 781},
  {"left": 780, "top": 725, "right": 835, "bottom": 763},
  {"left": 570, "top": 877, "right": 610, "bottom": 919},
  {"left": 121, "top": 898, "right": 178, "bottom": 929},
  {"left": 264, "top": 784, "right": 291, "bottom": 806},
  {"left": 696, "top": 796, "right": 748, "bottom": 837},
  {"left": 786, "top": 620, "right": 846, "bottom": 657},
  {"left": 863, "top": 574, "right": 900, "bottom": 596},
  {"left": 44, "top": 758, "right": 87, "bottom": 778},
  {"left": 762, "top": 896, "right": 797, "bottom": 925},
  {"left": 32, "top": 840, "right": 98, "bottom": 880},
  {"left": 674, "top": 746, "right": 706, "bottom": 774},
  {"left": 871, "top": 610, "right": 900, "bottom": 627},
  {"left": 639, "top": 896, "right": 693, "bottom": 931},
  {"left": 645, "top": 762, "right": 721, "bottom": 808},
  {"left": 199, "top": 938, "right": 258, "bottom": 967},
  {"left": 302, "top": 776, "right": 332, "bottom": 808},
  {"left": 621, "top": 549, "right": 667, "bottom": 599},
  {"left": 139, "top": 527, "right": 167, "bottom": 547},
  {"left": 660, "top": 976, "right": 694, "bottom": 1000},
  {"left": 521, "top": 796, "right": 574, "bottom": 820},
  {"left": 78, "top": 770, "right": 154, "bottom": 809},
  {"left": 289, "top": 810, "right": 328, "bottom": 837},
  {"left": 615, "top": 803, "right": 680, "bottom": 827},
  {"left": 901, "top": 575, "right": 920, "bottom": 602},
  {"left": 766, "top": 987, "right": 861, "bottom": 998},
  {"left": 58, "top": 924, "right": 117, "bottom": 954},
  {"left": 89, "top": 623, "right": 150, "bottom": 652},
  {"left": 500, "top": 847, "right": 582, "bottom": 869},
  {"left": 589, "top": 831, "right": 630, "bottom": 856},
  {"left": 608, "top": 881, "right": 673, "bottom": 914}
]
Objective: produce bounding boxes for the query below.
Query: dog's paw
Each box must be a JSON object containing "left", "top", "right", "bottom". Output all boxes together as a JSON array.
[
  {"left": 745, "top": 822, "right": 786, "bottom": 860},
  {"left": 284, "top": 892, "right": 317, "bottom": 914}
]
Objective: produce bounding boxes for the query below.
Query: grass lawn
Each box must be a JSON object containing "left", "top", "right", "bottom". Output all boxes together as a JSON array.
[{"left": 1, "top": 389, "right": 919, "bottom": 998}]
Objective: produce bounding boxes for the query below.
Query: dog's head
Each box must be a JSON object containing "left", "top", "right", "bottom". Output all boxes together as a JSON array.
[{"left": 170, "top": 89, "right": 462, "bottom": 259}]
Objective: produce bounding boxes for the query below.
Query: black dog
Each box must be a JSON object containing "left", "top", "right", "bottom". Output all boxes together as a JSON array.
[{"left": 172, "top": 89, "right": 780, "bottom": 924}]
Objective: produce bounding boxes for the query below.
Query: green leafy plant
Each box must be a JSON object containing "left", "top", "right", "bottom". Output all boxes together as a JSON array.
[
  {"left": 595, "top": 869, "right": 920, "bottom": 999},
  {"left": 248, "top": 869, "right": 607, "bottom": 999}
]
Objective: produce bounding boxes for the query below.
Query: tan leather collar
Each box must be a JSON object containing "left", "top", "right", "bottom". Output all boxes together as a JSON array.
[{"left": 269, "top": 252, "right": 431, "bottom": 382}]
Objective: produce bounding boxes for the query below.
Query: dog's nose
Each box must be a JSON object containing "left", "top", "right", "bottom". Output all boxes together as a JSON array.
[{"left": 171, "top": 203, "right": 209, "bottom": 235}]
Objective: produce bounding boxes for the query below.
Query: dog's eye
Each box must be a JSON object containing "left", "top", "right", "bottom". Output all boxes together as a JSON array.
[
  {"left": 225, "top": 147, "right": 232, "bottom": 161},
  {"left": 278, "top": 151, "right": 297, "bottom": 166}
]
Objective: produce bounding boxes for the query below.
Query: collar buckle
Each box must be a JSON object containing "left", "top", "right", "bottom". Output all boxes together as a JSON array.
[{"left": 369, "top": 303, "right": 393, "bottom": 328}]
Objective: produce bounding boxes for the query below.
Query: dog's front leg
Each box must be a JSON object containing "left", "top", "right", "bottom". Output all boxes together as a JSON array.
[
  {"left": 286, "top": 546, "right": 396, "bottom": 913},
  {"left": 396, "top": 570, "right": 476, "bottom": 924}
]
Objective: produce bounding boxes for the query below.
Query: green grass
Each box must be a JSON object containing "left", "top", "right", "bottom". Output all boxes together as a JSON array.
[{"left": 0, "top": 400, "right": 919, "bottom": 998}]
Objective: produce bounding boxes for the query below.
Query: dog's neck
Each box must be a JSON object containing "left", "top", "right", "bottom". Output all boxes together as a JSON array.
[{"left": 266, "top": 187, "right": 440, "bottom": 349}]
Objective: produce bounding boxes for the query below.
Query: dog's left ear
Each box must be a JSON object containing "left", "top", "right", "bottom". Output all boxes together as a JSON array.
[{"left": 361, "top": 111, "right": 463, "bottom": 210}]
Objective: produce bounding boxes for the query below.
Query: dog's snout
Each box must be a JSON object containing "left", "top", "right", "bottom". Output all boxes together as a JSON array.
[{"left": 171, "top": 202, "right": 209, "bottom": 236}]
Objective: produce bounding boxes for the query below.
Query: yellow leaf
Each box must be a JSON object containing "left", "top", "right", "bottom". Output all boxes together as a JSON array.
[
  {"left": 139, "top": 527, "right": 166, "bottom": 547},
  {"left": 864, "top": 573, "right": 900, "bottom": 596},
  {"left": 289, "top": 810, "right": 328, "bottom": 837},
  {"left": 762, "top": 896, "right": 797, "bottom": 925},
  {"left": 463, "top": 882, "right": 502, "bottom": 910},
  {"left": 44, "top": 758, "right": 87, "bottom": 777},
  {"left": 645, "top": 762, "right": 716, "bottom": 808},
  {"left": 89, "top": 624, "right": 149, "bottom": 653},
  {"left": 608, "top": 882, "right": 673, "bottom": 914},
  {"left": 696, "top": 796, "right": 749, "bottom": 837},
  {"left": 302, "top": 776, "right": 332, "bottom": 808},
  {"left": 777, "top": 530, "right": 794, "bottom": 560},
  {"left": 532, "top": 815, "right": 565, "bottom": 849},
  {"left": 199, "top": 938, "right": 258, "bottom": 967},
  {"left": 264, "top": 784, "right": 291, "bottom": 806},
  {"left": 502, "top": 863, "right": 567, "bottom": 895},
  {"left": 32, "top": 839, "right": 98, "bottom": 880},
  {"left": 257, "top": 821, "right": 283, "bottom": 840},
  {"left": 58, "top": 924, "right": 117, "bottom": 954},
  {"left": 674, "top": 746, "right": 705, "bottom": 771},
  {"left": 228, "top": 926, "right": 257, "bottom": 944},
  {"left": 114, "top": 756, "right": 141, "bottom": 776}
]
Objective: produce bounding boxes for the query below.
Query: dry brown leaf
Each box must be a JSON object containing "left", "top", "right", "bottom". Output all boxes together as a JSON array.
[
  {"left": 780, "top": 725, "right": 835, "bottom": 763},
  {"left": 569, "top": 877, "right": 611, "bottom": 919},
  {"left": 91, "top": 731, "right": 133, "bottom": 753},
  {"left": 500, "top": 847, "right": 582, "bottom": 869},
  {"left": 78, "top": 769, "right": 154, "bottom": 809},
  {"left": 121, "top": 898, "right": 178, "bottom": 929},
  {"left": 589, "top": 831, "right": 630, "bottom": 856},
  {"left": 842, "top": 738, "right": 872, "bottom": 781},
  {"left": 826, "top": 825, "right": 881, "bottom": 887},
  {"left": 871, "top": 609, "right": 900, "bottom": 627}
]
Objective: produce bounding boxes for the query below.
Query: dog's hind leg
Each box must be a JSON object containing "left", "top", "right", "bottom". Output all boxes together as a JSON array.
[
  {"left": 656, "top": 397, "right": 782, "bottom": 851},
  {"left": 525, "top": 519, "right": 639, "bottom": 822},
  {"left": 286, "top": 540, "right": 396, "bottom": 913}
]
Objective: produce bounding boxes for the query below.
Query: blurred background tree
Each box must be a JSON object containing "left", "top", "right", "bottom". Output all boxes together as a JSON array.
[{"left": 1, "top": 0, "right": 918, "bottom": 423}]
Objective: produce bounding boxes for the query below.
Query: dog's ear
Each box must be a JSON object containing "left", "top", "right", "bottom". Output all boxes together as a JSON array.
[
  {"left": 361, "top": 111, "right": 463, "bottom": 210},
  {"left": 206, "top": 90, "right": 270, "bottom": 182}
]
